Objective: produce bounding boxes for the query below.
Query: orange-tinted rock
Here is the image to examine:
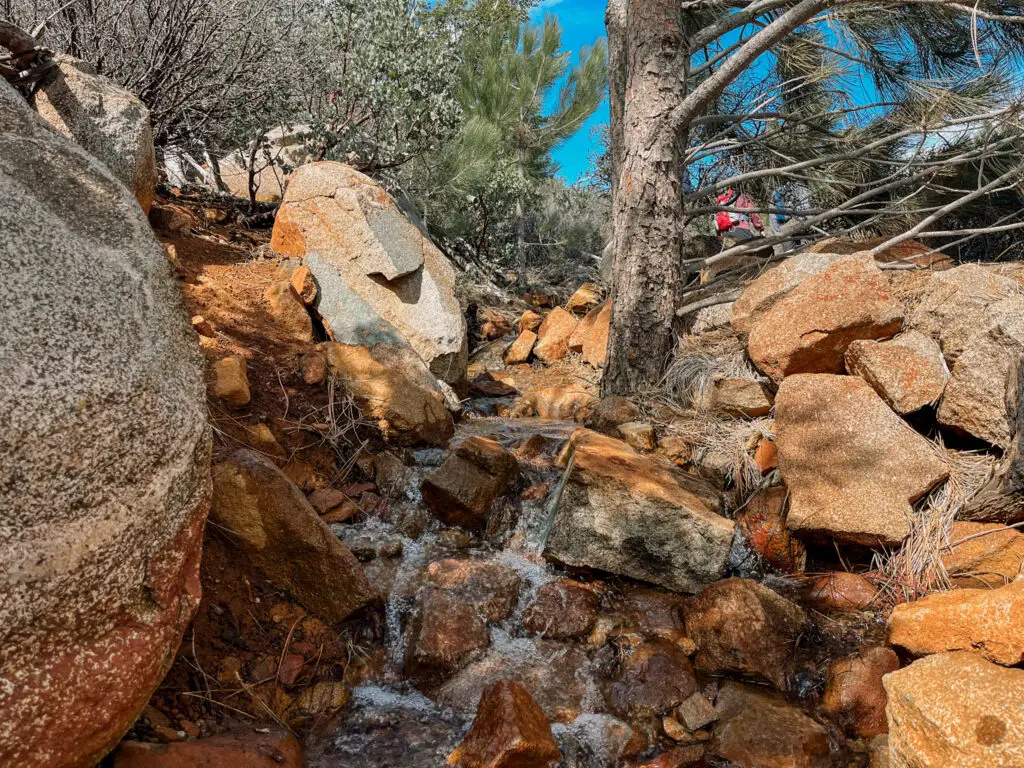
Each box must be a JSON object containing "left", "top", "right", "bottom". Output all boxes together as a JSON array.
[
  {"left": 909, "top": 263, "right": 1018, "bottom": 363},
  {"left": 469, "top": 373, "right": 518, "bottom": 398},
  {"left": 191, "top": 315, "right": 216, "bottom": 338},
  {"left": 888, "top": 579, "right": 1024, "bottom": 665},
  {"left": 809, "top": 572, "right": 878, "bottom": 612},
  {"left": 621, "top": 586, "right": 688, "bottom": 640},
  {"left": 113, "top": 729, "right": 303, "bottom": 768},
  {"left": 504, "top": 330, "right": 538, "bottom": 365},
  {"left": 426, "top": 559, "right": 522, "bottom": 623},
  {"left": 710, "top": 683, "right": 831, "bottom": 768},
  {"left": 775, "top": 375, "right": 948, "bottom": 546},
  {"left": 582, "top": 300, "right": 611, "bottom": 368},
  {"left": 290, "top": 264, "right": 318, "bottom": 305},
  {"left": 869, "top": 238, "right": 952, "bottom": 270},
  {"left": 300, "top": 351, "right": 327, "bottom": 385},
  {"left": 754, "top": 439, "right": 778, "bottom": 474},
  {"left": 211, "top": 450, "right": 372, "bottom": 624},
  {"left": 845, "top": 331, "right": 948, "bottom": 415},
  {"left": 534, "top": 307, "right": 580, "bottom": 363},
  {"left": 519, "top": 310, "right": 544, "bottom": 334},
  {"left": 658, "top": 435, "right": 693, "bottom": 466},
  {"left": 566, "top": 283, "right": 603, "bottom": 314},
  {"left": 685, "top": 578, "right": 807, "bottom": 690},
  {"left": 321, "top": 341, "right": 454, "bottom": 445},
  {"left": 266, "top": 280, "right": 314, "bottom": 342},
  {"left": 522, "top": 580, "right": 598, "bottom": 639},
  {"left": 407, "top": 588, "right": 490, "bottom": 678},
  {"left": 545, "top": 430, "right": 734, "bottom": 594},
  {"left": 884, "top": 652, "right": 1024, "bottom": 768},
  {"left": 942, "top": 521, "right": 1024, "bottom": 588},
  {"left": 585, "top": 396, "right": 642, "bottom": 436},
  {"left": 480, "top": 309, "right": 515, "bottom": 341},
  {"left": 706, "top": 378, "right": 774, "bottom": 418},
  {"left": 524, "top": 292, "right": 555, "bottom": 308},
  {"left": 245, "top": 423, "right": 286, "bottom": 459},
  {"left": 732, "top": 251, "right": 847, "bottom": 335},
  {"left": 747, "top": 255, "right": 903, "bottom": 382},
  {"left": 308, "top": 487, "right": 352, "bottom": 515},
  {"left": 633, "top": 745, "right": 705, "bottom": 768},
  {"left": 619, "top": 422, "right": 657, "bottom": 451},
  {"left": 211, "top": 354, "right": 251, "bottom": 407},
  {"left": 735, "top": 486, "right": 806, "bottom": 573},
  {"left": 610, "top": 640, "right": 700, "bottom": 719},
  {"left": 448, "top": 680, "right": 561, "bottom": 768},
  {"left": 821, "top": 646, "right": 900, "bottom": 738},
  {"left": 421, "top": 437, "right": 518, "bottom": 530},
  {"left": 526, "top": 386, "right": 599, "bottom": 422}
]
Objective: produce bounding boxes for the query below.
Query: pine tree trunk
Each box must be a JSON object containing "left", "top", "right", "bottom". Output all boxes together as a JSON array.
[{"left": 602, "top": 0, "right": 689, "bottom": 396}]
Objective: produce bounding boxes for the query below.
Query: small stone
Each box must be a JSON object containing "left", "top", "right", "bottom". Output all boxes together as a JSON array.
[
  {"left": 191, "top": 315, "right": 215, "bottom": 337},
  {"left": 469, "top": 373, "right": 518, "bottom": 398},
  {"left": 566, "top": 283, "right": 603, "bottom": 314},
  {"left": 534, "top": 307, "right": 580, "bottom": 363},
  {"left": 524, "top": 291, "right": 555, "bottom": 308},
  {"left": 246, "top": 423, "right": 286, "bottom": 460},
  {"left": 142, "top": 705, "right": 172, "bottom": 730},
  {"left": 585, "top": 396, "right": 642, "bottom": 436},
  {"left": 522, "top": 580, "right": 599, "bottom": 639},
  {"left": 374, "top": 451, "right": 410, "bottom": 500},
  {"left": 300, "top": 352, "right": 328, "bottom": 385},
  {"left": 266, "top": 281, "right": 314, "bottom": 342},
  {"left": 633, "top": 745, "right": 706, "bottom": 768},
  {"left": 447, "top": 680, "right": 561, "bottom": 768},
  {"left": 426, "top": 559, "right": 523, "bottom": 624},
  {"left": 204, "top": 207, "right": 229, "bottom": 224},
  {"left": 290, "top": 264, "right": 318, "bottom": 305},
  {"left": 526, "top": 386, "right": 599, "bottom": 422},
  {"left": 308, "top": 487, "right": 351, "bottom": 516},
  {"left": 212, "top": 355, "right": 250, "bottom": 407},
  {"left": 504, "top": 330, "right": 538, "bottom": 365},
  {"left": 421, "top": 436, "right": 519, "bottom": 531},
  {"left": 657, "top": 435, "right": 693, "bottom": 466},
  {"left": 114, "top": 729, "right": 303, "bottom": 768},
  {"left": 618, "top": 422, "right": 657, "bottom": 451},
  {"left": 406, "top": 588, "right": 490, "bottom": 678},
  {"left": 706, "top": 378, "right": 774, "bottom": 418},
  {"left": 821, "top": 646, "right": 900, "bottom": 739},
  {"left": 610, "top": 640, "right": 699, "bottom": 719},
  {"left": 288, "top": 681, "right": 350, "bottom": 720},
  {"left": 753, "top": 439, "right": 778, "bottom": 474},
  {"left": 942, "top": 521, "right": 1024, "bottom": 588},
  {"left": 519, "top": 310, "right": 543, "bottom": 333},
  {"left": 735, "top": 486, "right": 806, "bottom": 574},
  {"left": 675, "top": 692, "right": 718, "bottom": 731},
  {"left": 662, "top": 716, "right": 698, "bottom": 744},
  {"left": 809, "top": 572, "right": 878, "bottom": 612}
]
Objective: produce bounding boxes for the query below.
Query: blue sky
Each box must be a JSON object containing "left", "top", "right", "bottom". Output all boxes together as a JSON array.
[{"left": 531, "top": 0, "right": 608, "bottom": 183}]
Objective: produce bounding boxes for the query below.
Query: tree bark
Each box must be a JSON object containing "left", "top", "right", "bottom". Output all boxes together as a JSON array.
[
  {"left": 602, "top": 0, "right": 688, "bottom": 396},
  {"left": 961, "top": 354, "right": 1024, "bottom": 524}
]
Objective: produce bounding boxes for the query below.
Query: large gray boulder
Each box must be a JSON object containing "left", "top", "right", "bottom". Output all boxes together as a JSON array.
[
  {"left": 32, "top": 55, "right": 157, "bottom": 213},
  {"left": 270, "top": 162, "right": 468, "bottom": 386},
  {"left": 0, "top": 81, "right": 210, "bottom": 767},
  {"left": 544, "top": 429, "right": 734, "bottom": 594}
]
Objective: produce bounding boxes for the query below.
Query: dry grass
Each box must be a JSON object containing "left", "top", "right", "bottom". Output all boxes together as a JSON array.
[
  {"left": 872, "top": 443, "right": 997, "bottom": 608},
  {"left": 658, "top": 328, "right": 767, "bottom": 412}
]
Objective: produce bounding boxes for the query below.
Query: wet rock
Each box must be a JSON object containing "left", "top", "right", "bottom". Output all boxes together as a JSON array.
[
  {"left": 941, "top": 521, "right": 1024, "bottom": 588},
  {"left": 271, "top": 162, "right": 467, "bottom": 385},
  {"left": 0, "top": 79, "right": 209, "bottom": 768},
  {"left": 809, "top": 572, "right": 878, "bottom": 612},
  {"left": 619, "top": 422, "right": 657, "bottom": 451},
  {"left": 545, "top": 429, "right": 734, "bottom": 594},
  {"left": 505, "top": 330, "right": 538, "bottom": 365},
  {"left": 585, "top": 396, "right": 642, "bottom": 437},
  {"left": 610, "top": 640, "right": 699, "bottom": 720},
  {"left": 520, "top": 310, "right": 544, "bottom": 333},
  {"left": 748, "top": 255, "right": 903, "bottom": 382},
  {"left": 322, "top": 341, "right": 454, "bottom": 445},
  {"left": 632, "top": 745, "right": 705, "bottom": 768},
  {"left": 437, "top": 640, "right": 594, "bottom": 722},
  {"left": 710, "top": 683, "right": 832, "bottom": 768},
  {"left": 685, "top": 578, "right": 807, "bottom": 690},
  {"left": 406, "top": 588, "right": 490, "bottom": 678},
  {"left": 421, "top": 437, "right": 519, "bottom": 531},
  {"left": 523, "top": 580, "right": 599, "bottom": 639},
  {"left": 732, "top": 251, "right": 846, "bottom": 335},
  {"left": 426, "top": 559, "right": 523, "bottom": 623},
  {"left": 211, "top": 449, "right": 372, "bottom": 623},
  {"left": 884, "top": 652, "right": 1024, "bottom": 768},
  {"left": 845, "top": 331, "right": 948, "bottom": 415},
  {"left": 567, "top": 283, "right": 603, "bottom": 314},
  {"left": 113, "top": 728, "right": 303, "bottom": 767},
  {"left": 775, "top": 375, "right": 948, "bottom": 546},
  {"left": 888, "top": 579, "right": 1024, "bottom": 665},
  {"left": 706, "top": 377, "right": 775, "bottom": 418},
  {"left": 266, "top": 280, "right": 314, "bottom": 342},
  {"left": 212, "top": 354, "right": 251, "bottom": 407},
  {"left": 33, "top": 55, "right": 156, "bottom": 212},
  {"left": 535, "top": 307, "right": 581, "bottom": 363},
  {"left": 620, "top": 587, "right": 688, "bottom": 641},
  {"left": 735, "top": 486, "right": 807, "bottom": 573},
  {"left": 821, "top": 646, "right": 900, "bottom": 739},
  {"left": 937, "top": 295, "right": 1024, "bottom": 448},
  {"left": 909, "top": 263, "right": 1018, "bottom": 363},
  {"left": 374, "top": 451, "right": 411, "bottom": 499},
  {"left": 554, "top": 715, "right": 641, "bottom": 768},
  {"left": 448, "top": 680, "right": 561, "bottom": 768},
  {"left": 675, "top": 692, "right": 718, "bottom": 731}
]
